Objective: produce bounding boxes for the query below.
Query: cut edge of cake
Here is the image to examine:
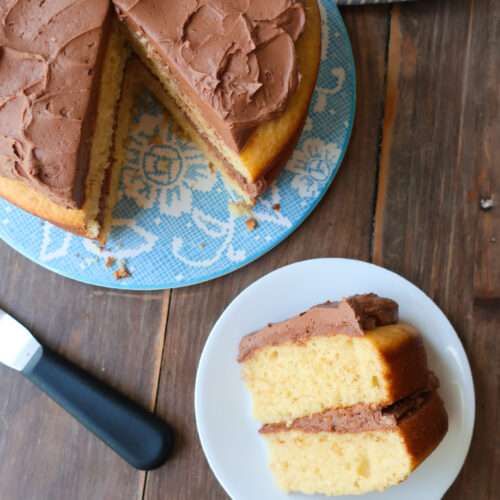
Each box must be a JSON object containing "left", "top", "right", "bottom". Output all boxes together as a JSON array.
[{"left": 97, "top": 52, "right": 138, "bottom": 244}]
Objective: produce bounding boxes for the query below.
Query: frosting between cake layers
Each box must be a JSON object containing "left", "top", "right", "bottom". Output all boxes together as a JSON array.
[
  {"left": 0, "top": 0, "right": 110, "bottom": 208},
  {"left": 113, "top": 0, "right": 307, "bottom": 153},
  {"left": 237, "top": 294, "right": 399, "bottom": 362}
]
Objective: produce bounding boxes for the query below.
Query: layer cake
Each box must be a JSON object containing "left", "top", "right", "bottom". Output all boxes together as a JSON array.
[{"left": 0, "top": 1, "right": 321, "bottom": 242}]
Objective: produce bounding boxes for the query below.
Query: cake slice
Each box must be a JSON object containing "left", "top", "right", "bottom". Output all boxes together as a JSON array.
[
  {"left": 238, "top": 294, "right": 448, "bottom": 495},
  {"left": 0, "top": 0, "right": 129, "bottom": 242},
  {"left": 112, "top": 0, "right": 321, "bottom": 204}
]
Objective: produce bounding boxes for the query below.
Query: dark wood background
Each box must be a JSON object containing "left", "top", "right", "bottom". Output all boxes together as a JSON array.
[{"left": 0, "top": 0, "right": 498, "bottom": 498}]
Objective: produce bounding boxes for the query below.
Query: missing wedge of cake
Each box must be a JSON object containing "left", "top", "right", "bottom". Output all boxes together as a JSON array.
[
  {"left": 238, "top": 293, "right": 448, "bottom": 496},
  {"left": 112, "top": 0, "right": 321, "bottom": 205},
  {"left": 0, "top": 1, "right": 130, "bottom": 242}
]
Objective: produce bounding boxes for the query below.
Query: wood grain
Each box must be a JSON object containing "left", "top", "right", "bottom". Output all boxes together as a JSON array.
[
  {"left": 373, "top": 0, "right": 499, "bottom": 498},
  {"left": 0, "top": 1, "right": 498, "bottom": 499},
  {"left": 143, "top": 6, "right": 391, "bottom": 499},
  {"left": 0, "top": 244, "right": 170, "bottom": 500}
]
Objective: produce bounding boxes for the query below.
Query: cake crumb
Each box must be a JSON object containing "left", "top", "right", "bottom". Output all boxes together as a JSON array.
[
  {"left": 148, "top": 135, "right": 162, "bottom": 146},
  {"left": 228, "top": 200, "right": 253, "bottom": 218},
  {"left": 246, "top": 218, "right": 258, "bottom": 231},
  {"left": 105, "top": 257, "right": 115, "bottom": 268},
  {"left": 85, "top": 257, "right": 98, "bottom": 265},
  {"left": 207, "top": 162, "right": 215, "bottom": 173},
  {"left": 272, "top": 203, "right": 281, "bottom": 212},
  {"left": 82, "top": 313, "right": 88, "bottom": 319},
  {"left": 113, "top": 263, "right": 131, "bottom": 280},
  {"left": 172, "top": 122, "right": 190, "bottom": 141},
  {"left": 98, "top": 245, "right": 105, "bottom": 252},
  {"left": 199, "top": 243, "right": 205, "bottom": 248}
]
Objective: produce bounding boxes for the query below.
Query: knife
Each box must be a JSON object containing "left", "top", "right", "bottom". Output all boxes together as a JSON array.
[{"left": 0, "top": 307, "right": 173, "bottom": 470}]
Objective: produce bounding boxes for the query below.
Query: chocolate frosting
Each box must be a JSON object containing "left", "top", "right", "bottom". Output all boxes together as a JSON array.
[
  {"left": 260, "top": 373, "right": 439, "bottom": 434},
  {"left": 237, "top": 293, "right": 399, "bottom": 362},
  {"left": 0, "top": 0, "right": 110, "bottom": 208},
  {"left": 113, "top": 0, "right": 306, "bottom": 153}
]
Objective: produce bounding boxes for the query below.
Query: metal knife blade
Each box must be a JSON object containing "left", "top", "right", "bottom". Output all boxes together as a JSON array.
[{"left": 0, "top": 308, "right": 42, "bottom": 371}]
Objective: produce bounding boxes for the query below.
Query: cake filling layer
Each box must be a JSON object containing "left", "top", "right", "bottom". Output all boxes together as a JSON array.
[
  {"left": 113, "top": 0, "right": 307, "bottom": 153},
  {"left": 260, "top": 373, "right": 439, "bottom": 434},
  {"left": 238, "top": 294, "right": 399, "bottom": 362}
]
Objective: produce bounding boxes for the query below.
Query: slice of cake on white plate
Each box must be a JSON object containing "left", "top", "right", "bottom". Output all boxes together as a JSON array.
[{"left": 238, "top": 293, "right": 448, "bottom": 496}]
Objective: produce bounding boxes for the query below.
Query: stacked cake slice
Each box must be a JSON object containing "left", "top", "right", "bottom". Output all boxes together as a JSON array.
[{"left": 238, "top": 294, "right": 448, "bottom": 496}]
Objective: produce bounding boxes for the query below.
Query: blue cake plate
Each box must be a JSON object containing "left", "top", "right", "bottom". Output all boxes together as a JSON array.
[{"left": 0, "top": 1, "right": 355, "bottom": 290}]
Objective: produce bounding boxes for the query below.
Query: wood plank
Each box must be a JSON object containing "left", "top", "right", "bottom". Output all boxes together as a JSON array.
[
  {"left": 373, "top": 0, "right": 499, "bottom": 497},
  {"left": 0, "top": 242, "right": 169, "bottom": 500},
  {"left": 143, "top": 6, "right": 391, "bottom": 499}
]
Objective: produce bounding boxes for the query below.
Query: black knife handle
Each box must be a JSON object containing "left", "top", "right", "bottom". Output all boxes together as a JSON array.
[{"left": 23, "top": 347, "right": 173, "bottom": 470}]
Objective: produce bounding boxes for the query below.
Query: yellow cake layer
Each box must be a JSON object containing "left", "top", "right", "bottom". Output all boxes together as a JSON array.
[
  {"left": 241, "top": 323, "right": 428, "bottom": 425},
  {"left": 119, "top": 0, "right": 321, "bottom": 193},
  {"left": 264, "top": 429, "right": 412, "bottom": 496},
  {"left": 98, "top": 57, "right": 136, "bottom": 243},
  {"left": 0, "top": 20, "right": 129, "bottom": 241}
]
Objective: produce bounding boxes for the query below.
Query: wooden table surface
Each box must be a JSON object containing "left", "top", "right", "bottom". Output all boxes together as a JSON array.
[{"left": 0, "top": 1, "right": 498, "bottom": 499}]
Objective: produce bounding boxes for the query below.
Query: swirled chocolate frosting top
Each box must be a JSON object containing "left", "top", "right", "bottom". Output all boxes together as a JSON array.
[
  {"left": 237, "top": 294, "right": 399, "bottom": 362},
  {"left": 113, "top": 0, "right": 307, "bottom": 153},
  {"left": 0, "top": 0, "right": 111, "bottom": 208}
]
